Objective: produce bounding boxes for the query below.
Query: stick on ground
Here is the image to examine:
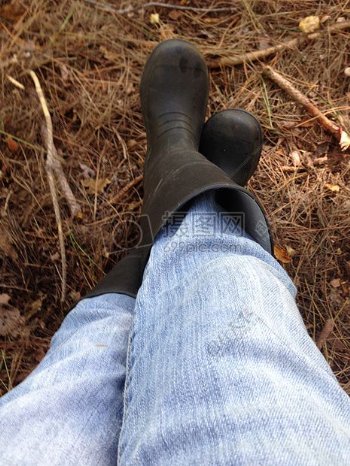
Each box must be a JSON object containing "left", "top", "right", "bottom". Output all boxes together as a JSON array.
[
  {"left": 109, "top": 174, "right": 143, "bottom": 206},
  {"left": 262, "top": 66, "right": 350, "bottom": 151},
  {"left": 40, "top": 126, "right": 80, "bottom": 218},
  {"left": 29, "top": 70, "right": 67, "bottom": 302},
  {"left": 208, "top": 20, "right": 350, "bottom": 68},
  {"left": 84, "top": 0, "right": 236, "bottom": 14}
]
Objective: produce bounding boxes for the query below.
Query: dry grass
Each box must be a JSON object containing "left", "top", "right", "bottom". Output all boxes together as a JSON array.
[{"left": 0, "top": 0, "right": 349, "bottom": 394}]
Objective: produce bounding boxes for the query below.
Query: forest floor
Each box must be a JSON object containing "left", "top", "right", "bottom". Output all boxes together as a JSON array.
[{"left": 0, "top": 0, "right": 350, "bottom": 394}]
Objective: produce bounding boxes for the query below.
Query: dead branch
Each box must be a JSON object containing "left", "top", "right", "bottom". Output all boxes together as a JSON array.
[
  {"left": 262, "top": 66, "right": 350, "bottom": 151},
  {"left": 29, "top": 70, "right": 67, "bottom": 302},
  {"left": 84, "top": 0, "right": 236, "bottom": 15},
  {"left": 263, "top": 66, "right": 339, "bottom": 135},
  {"left": 208, "top": 20, "right": 350, "bottom": 68},
  {"left": 109, "top": 174, "right": 143, "bottom": 206},
  {"left": 316, "top": 318, "right": 335, "bottom": 349},
  {"left": 40, "top": 126, "right": 80, "bottom": 217}
]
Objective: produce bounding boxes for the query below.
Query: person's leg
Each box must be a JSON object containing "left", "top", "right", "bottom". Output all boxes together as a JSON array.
[
  {"left": 0, "top": 293, "right": 134, "bottom": 466},
  {"left": 118, "top": 193, "right": 350, "bottom": 465}
]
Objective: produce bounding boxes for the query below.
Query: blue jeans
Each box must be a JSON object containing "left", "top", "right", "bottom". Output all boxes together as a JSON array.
[{"left": 1, "top": 193, "right": 350, "bottom": 465}]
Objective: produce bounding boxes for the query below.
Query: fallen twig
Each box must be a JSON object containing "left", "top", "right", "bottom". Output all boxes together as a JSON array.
[
  {"left": 84, "top": 0, "right": 236, "bottom": 14},
  {"left": 40, "top": 126, "right": 80, "bottom": 217},
  {"left": 29, "top": 70, "right": 67, "bottom": 302},
  {"left": 262, "top": 66, "right": 350, "bottom": 151},
  {"left": 109, "top": 174, "right": 143, "bottom": 206},
  {"left": 208, "top": 20, "right": 350, "bottom": 68},
  {"left": 316, "top": 318, "right": 335, "bottom": 349},
  {"left": 6, "top": 75, "right": 25, "bottom": 90},
  {"left": 7, "top": 74, "right": 80, "bottom": 217}
]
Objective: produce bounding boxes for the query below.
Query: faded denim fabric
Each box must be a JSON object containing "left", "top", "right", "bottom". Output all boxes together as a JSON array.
[
  {"left": 1, "top": 193, "right": 350, "bottom": 465},
  {"left": 0, "top": 293, "right": 134, "bottom": 464}
]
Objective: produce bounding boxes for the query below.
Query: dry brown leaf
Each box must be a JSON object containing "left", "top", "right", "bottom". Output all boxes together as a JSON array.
[
  {"left": 299, "top": 15, "right": 320, "bottom": 33},
  {"left": 81, "top": 177, "right": 111, "bottom": 194},
  {"left": 316, "top": 318, "right": 335, "bottom": 349},
  {"left": 0, "top": 226, "right": 18, "bottom": 261},
  {"left": 169, "top": 9, "right": 182, "bottom": 21},
  {"left": 274, "top": 245, "right": 292, "bottom": 264},
  {"left": 0, "top": 306, "right": 24, "bottom": 337},
  {"left": 290, "top": 150, "right": 302, "bottom": 167},
  {"left": 330, "top": 278, "right": 341, "bottom": 288},
  {"left": 0, "top": 294, "right": 11, "bottom": 305},
  {"left": 0, "top": 1, "right": 26, "bottom": 22},
  {"left": 6, "top": 137, "right": 19, "bottom": 152},
  {"left": 325, "top": 183, "right": 340, "bottom": 193}
]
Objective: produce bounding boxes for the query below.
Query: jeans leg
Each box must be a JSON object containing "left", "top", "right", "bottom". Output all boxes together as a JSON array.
[
  {"left": 118, "top": 193, "right": 350, "bottom": 465},
  {"left": 0, "top": 293, "right": 134, "bottom": 466}
]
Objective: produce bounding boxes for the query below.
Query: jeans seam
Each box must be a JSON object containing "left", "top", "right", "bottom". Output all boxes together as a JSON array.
[{"left": 117, "top": 316, "right": 137, "bottom": 462}]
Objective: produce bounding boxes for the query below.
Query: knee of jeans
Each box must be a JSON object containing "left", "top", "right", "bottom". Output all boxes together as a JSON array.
[
  {"left": 193, "top": 254, "right": 296, "bottom": 300},
  {"left": 229, "top": 254, "right": 296, "bottom": 298},
  {"left": 49, "top": 299, "right": 112, "bottom": 348}
]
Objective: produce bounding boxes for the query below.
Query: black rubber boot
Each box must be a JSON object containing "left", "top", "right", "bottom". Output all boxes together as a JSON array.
[
  {"left": 85, "top": 39, "right": 272, "bottom": 300},
  {"left": 199, "top": 109, "right": 263, "bottom": 186}
]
